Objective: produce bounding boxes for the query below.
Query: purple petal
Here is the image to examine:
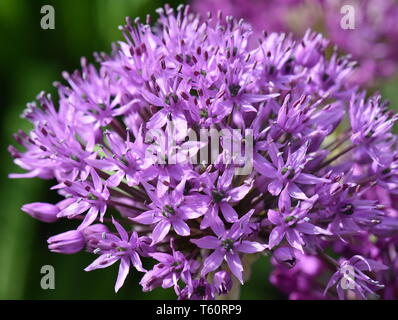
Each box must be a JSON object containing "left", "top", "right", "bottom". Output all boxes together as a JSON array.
[
  {"left": 296, "top": 222, "right": 331, "bottom": 235},
  {"left": 323, "top": 271, "right": 341, "bottom": 296},
  {"left": 85, "top": 254, "right": 119, "bottom": 271},
  {"left": 201, "top": 250, "right": 225, "bottom": 276},
  {"left": 151, "top": 220, "right": 171, "bottom": 244},
  {"left": 235, "top": 240, "right": 265, "bottom": 253},
  {"left": 171, "top": 112, "right": 188, "bottom": 141},
  {"left": 253, "top": 154, "right": 277, "bottom": 178},
  {"left": 290, "top": 142, "right": 308, "bottom": 167},
  {"left": 267, "top": 209, "right": 282, "bottom": 225},
  {"left": 191, "top": 236, "right": 220, "bottom": 249},
  {"left": 79, "top": 207, "right": 99, "bottom": 229},
  {"left": 141, "top": 90, "right": 164, "bottom": 107},
  {"left": 268, "top": 226, "right": 285, "bottom": 249},
  {"left": 226, "top": 252, "right": 243, "bottom": 284},
  {"left": 172, "top": 219, "right": 190, "bottom": 236},
  {"left": 112, "top": 217, "right": 129, "bottom": 241},
  {"left": 228, "top": 210, "right": 255, "bottom": 239},
  {"left": 58, "top": 201, "right": 90, "bottom": 218},
  {"left": 179, "top": 195, "right": 207, "bottom": 219},
  {"left": 286, "top": 229, "right": 304, "bottom": 252},
  {"left": 90, "top": 168, "right": 103, "bottom": 192},
  {"left": 201, "top": 205, "right": 225, "bottom": 236},
  {"left": 85, "top": 159, "right": 117, "bottom": 171},
  {"left": 218, "top": 169, "right": 234, "bottom": 189},
  {"left": 130, "top": 251, "right": 146, "bottom": 272},
  {"left": 219, "top": 202, "right": 238, "bottom": 223},
  {"left": 161, "top": 275, "right": 175, "bottom": 289},
  {"left": 149, "top": 252, "right": 173, "bottom": 263},
  {"left": 268, "top": 179, "right": 283, "bottom": 196},
  {"left": 141, "top": 181, "right": 163, "bottom": 208},
  {"left": 132, "top": 210, "right": 161, "bottom": 225},
  {"left": 278, "top": 186, "right": 291, "bottom": 212},
  {"left": 115, "top": 257, "right": 130, "bottom": 292},
  {"left": 106, "top": 171, "right": 125, "bottom": 188},
  {"left": 228, "top": 183, "right": 252, "bottom": 202},
  {"left": 129, "top": 231, "right": 138, "bottom": 247},
  {"left": 295, "top": 173, "right": 330, "bottom": 185},
  {"left": 350, "top": 256, "right": 389, "bottom": 272},
  {"left": 287, "top": 183, "right": 308, "bottom": 200}
]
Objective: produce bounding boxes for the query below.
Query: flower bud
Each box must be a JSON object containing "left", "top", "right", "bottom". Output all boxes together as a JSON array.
[
  {"left": 82, "top": 224, "right": 110, "bottom": 251},
  {"left": 296, "top": 45, "right": 321, "bottom": 68},
  {"left": 83, "top": 223, "right": 109, "bottom": 238},
  {"left": 137, "top": 236, "right": 157, "bottom": 257},
  {"left": 21, "top": 202, "right": 59, "bottom": 223},
  {"left": 295, "top": 32, "right": 327, "bottom": 68},
  {"left": 48, "top": 230, "right": 85, "bottom": 254}
]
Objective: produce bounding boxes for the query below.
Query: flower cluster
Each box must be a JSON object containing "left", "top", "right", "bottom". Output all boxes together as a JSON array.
[
  {"left": 9, "top": 5, "right": 398, "bottom": 299},
  {"left": 193, "top": 0, "right": 398, "bottom": 86}
]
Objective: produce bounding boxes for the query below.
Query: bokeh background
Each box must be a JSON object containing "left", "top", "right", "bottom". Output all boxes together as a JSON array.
[
  {"left": 0, "top": 0, "right": 397, "bottom": 299},
  {"left": 0, "top": 0, "right": 282, "bottom": 300}
]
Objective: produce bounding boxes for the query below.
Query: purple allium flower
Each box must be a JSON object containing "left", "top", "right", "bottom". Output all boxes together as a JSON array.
[
  {"left": 349, "top": 92, "right": 398, "bottom": 164},
  {"left": 140, "top": 240, "right": 199, "bottom": 293},
  {"left": 198, "top": 168, "right": 252, "bottom": 233},
  {"left": 267, "top": 200, "right": 330, "bottom": 253},
  {"left": 8, "top": 5, "right": 398, "bottom": 299},
  {"left": 213, "top": 270, "right": 233, "bottom": 295},
  {"left": 191, "top": 210, "right": 266, "bottom": 283},
  {"left": 273, "top": 246, "right": 297, "bottom": 268},
  {"left": 178, "top": 277, "right": 215, "bottom": 300},
  {"left": 84, "top": 218, "right": 145, "bottom": 292},
  {"left": 132, "top": 180, "right": 207, "bottom": 244},
  {"left": 324, "top": 255, "right": 388, "bottom": 300},
  {"left": 295, "top": 30, "right": 329, "bottom": 69},
  {"left": 53, "top": 170, "right": 110, "bottom": 229},
  {"left": 270, "top": 251, "right": 327, "bottom": 300},
  {"left": 47, "top": 230, "right": 85, "bottom": 254},
  {"left": 255, "top": 142, "right": 329, "bottom": 211},
  {"left": 83, "top": 223, "right": 110, "bottom": 251},
  {"left": 21, "top": 202, "right": 60, "bottom": 223}
]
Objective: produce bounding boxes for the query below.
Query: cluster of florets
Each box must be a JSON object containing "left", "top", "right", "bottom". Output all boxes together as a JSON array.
[
  {"left": 193, "top": 0, "right": 398, "bottom": 86},
  {"left": 9, "top": 5, "right": 398, "bottom": 299}
]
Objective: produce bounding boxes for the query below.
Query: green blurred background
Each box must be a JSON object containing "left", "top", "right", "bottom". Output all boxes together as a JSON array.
[{"left": 0, "top": 0, "right": 283, "bottom": 300}]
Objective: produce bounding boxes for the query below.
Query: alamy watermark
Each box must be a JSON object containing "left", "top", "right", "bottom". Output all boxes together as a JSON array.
[
  {"left": 340, "top": 4, "right": 356, "bottom": 30},
  {"left": 340, "top": 265, "right": 356, "bottom": 290},
  {"left": 143, "top": 122, "right": 254, "bottom": 176},
  {"left": 40, "top": 5, "right": 55, "bottom": 30},
  {"left": 40, "top": 265, "right": 55, "bottom": 290}
]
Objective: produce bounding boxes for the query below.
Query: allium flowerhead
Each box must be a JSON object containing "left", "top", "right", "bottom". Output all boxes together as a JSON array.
[{"left": 8, "top": 5, "right": 398, "bottom": 300}]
